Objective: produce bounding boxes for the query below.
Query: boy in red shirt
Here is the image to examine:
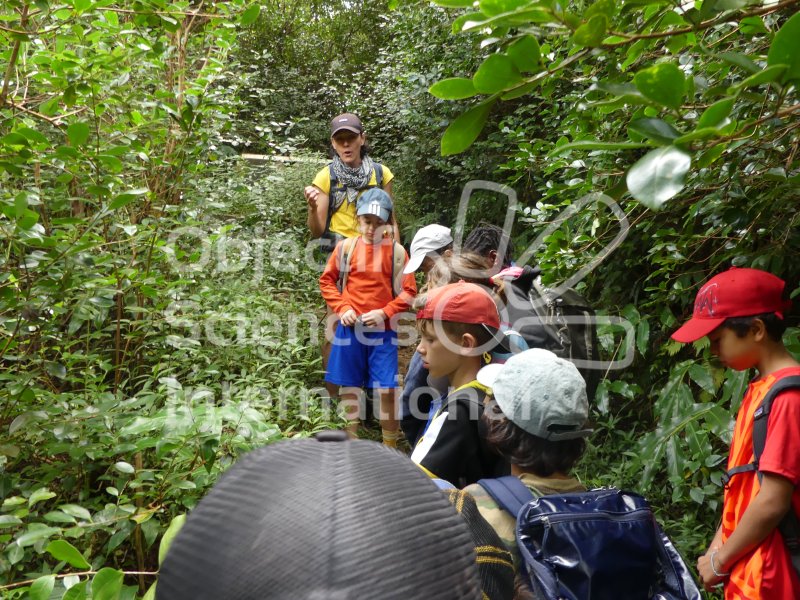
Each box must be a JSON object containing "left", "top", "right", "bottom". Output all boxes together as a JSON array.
[
  {"left": 319, "top": 188, "right": 416, "bottom": 446},
  {"left": 671, "top": 267, "right": 800, "bottom": 598}
]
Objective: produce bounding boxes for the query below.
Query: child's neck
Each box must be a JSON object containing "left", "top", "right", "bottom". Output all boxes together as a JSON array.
[
  {"left": 360, "top": 233, "right": 390, "bottom": 246},
  {"left": 447, "top": 357, "right": 482, "bottom": 390},
  {"left": 755, "top": 342, "right": 800, "bottom": 377}
]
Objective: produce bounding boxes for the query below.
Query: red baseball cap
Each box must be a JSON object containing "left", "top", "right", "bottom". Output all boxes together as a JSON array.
[
  {"left": 417, "top": 282, "right": 500, "bottom": 326},
  {"left": 671, "top": 267, "right": 791, "bottom": 343},
  {"left": 417, "top": 282, "right": 510, "bottom": 351}
]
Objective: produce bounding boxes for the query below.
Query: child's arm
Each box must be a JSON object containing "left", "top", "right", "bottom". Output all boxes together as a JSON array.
[
  {"left": 696, "top": 525, "right": 723, "bottom": 591},
  {"left": 319, "top": 243, "right": 356, "bottom": 324},
  {"left": 380, "top": 264, "right": 418, "bottom": 320},
  {"left": 697, "top": 473, "right": 794, "bottom": 588}
]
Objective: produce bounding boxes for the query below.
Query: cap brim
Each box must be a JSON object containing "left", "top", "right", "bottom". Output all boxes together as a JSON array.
[
  {"left": 332, "top": 126, "right": 361, "bottom": 136},
  {"left": 671, "top": 317, "right": 725, "bottom": 343},
  {"left": 356, "top": 208, "right": 391, "bottom": 223},
  {"left": 403, "top": 252, "right": 425, "bottom": 274},
  {"left": 481, "top": 325, "right": 512, "bottom": 354},
  {"left": 476, "top": 363, "right": 503, "bottom": 388}
]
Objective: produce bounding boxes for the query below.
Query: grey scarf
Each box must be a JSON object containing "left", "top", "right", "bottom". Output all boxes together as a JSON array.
[{"left": 331, "top": 154, "right": 374, "bottom": 206}]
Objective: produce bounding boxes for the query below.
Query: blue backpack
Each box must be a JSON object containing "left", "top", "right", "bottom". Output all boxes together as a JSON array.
[{"left": 477, "top": 477, "right": 702, "bottom": 600}]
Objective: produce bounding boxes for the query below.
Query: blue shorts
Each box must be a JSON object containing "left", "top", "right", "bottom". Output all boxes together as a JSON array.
[{"left": 326, "top": 324, "right": 398, "bottom": 389}]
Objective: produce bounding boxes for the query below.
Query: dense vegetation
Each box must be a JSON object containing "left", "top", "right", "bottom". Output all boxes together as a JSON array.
[{"left": 1, "top": 0, "right": 799, "bottom": 598}]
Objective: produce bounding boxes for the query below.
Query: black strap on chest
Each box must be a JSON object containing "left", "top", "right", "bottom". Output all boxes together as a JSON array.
[
  {"left": 723, "top": 375, "right": 800, "bottom": 567},
  {"left": 326, "top": 162, "right": 384, "bottom": 228}
]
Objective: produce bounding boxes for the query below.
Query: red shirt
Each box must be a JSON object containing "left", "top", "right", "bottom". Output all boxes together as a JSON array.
[
  {"left": 319, "top": 237, "right": 416, "bottom": 324},
  {"left": 722, "top": 366, "right": 800, "bottom": 599}
]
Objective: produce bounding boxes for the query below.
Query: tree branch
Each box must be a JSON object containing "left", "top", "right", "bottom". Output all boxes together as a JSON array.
[
  {"left": 606, "top": 0, "right": 799, "bottom": 46},
  {"left": 0, "top": 4, "right": 28, "bottom": 106},
  {"left": 1, "top": 97, "right": 60, "bottom": 125},
  {"left": 0, "top": 570, "right": 158, "bottom": 591},
  {"left": 712, "top": 103, "right": 800, "bottom": 147},
  {"left": 96, "top": 7, "right": 227, "bottom": 18}
]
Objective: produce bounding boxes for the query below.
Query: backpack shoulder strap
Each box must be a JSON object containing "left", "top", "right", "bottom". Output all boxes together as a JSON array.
[
  {"left": 722, "top": 375, "right": 800, "bottom": 563},
  {"left": 753, "top": 376, "right": 800, "bottom": 567},
  {"left": 477, "top": 476, "right": 535, "bottom": 517},
  {"left": 752, "top": 375, "right": 800, "bottom": 475},
  {"left": 391, "top": 240, "right": 404, "bottom": 298},
  {"left": 326, "top": 163, "right": 346, "bottom": 225},
  {"left": 725, "top": 375, "right": 800, "bottom": 483},
  {"left": 373, "top": 162, "right": 384, "bottom": 188},
  {"left": 336, "top": 237, "right": 358, "bottom": 294}
]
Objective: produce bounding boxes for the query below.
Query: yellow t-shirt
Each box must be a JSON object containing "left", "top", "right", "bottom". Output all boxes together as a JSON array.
[{"left": 312, "top": 163, "right": 394, "bottom": 239}]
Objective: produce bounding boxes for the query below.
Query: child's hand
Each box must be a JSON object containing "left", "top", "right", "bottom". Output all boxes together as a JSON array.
[
  {"left": 340, "top": 309, "right": 358, "bottom": 326},
  {"left": 360, "top": 309, "right": 386, "bottom": 327},
  {"left": 697, "top": 547, "right": 727, "bottom": 591}
]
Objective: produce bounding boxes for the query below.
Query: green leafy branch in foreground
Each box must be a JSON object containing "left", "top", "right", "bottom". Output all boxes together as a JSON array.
[
  {"left": 0, "top": 514, "right": 184, "bottom": 599},
  {"left": 429, "top": 0, "right": 800, "bottom": 209}
]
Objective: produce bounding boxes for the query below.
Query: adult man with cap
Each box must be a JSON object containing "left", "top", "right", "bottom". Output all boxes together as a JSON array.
[
  {"left": 156, "top": 432, "right": 514, "bottom": 600},
  {"left": 304, "top": 112, "right": 400, "bottom": 248},
  {"left": 404, "top": 224, "right": 454, "bottom": 276}
]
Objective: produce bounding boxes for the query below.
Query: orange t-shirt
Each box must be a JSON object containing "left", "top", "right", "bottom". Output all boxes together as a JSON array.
[
  {"left": 722, "top": 366, "right": 800, "bottom": 599},
  {"left": 319, "top": 237, "right": 416, "bottom": 324}
]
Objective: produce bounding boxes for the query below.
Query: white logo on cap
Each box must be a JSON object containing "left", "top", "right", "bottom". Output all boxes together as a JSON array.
[
  {"left": 338, "top": 118, "right": 348, "bottom": 122},
  {"left": 369, "top": 201, "right": 382, "bottom": 216}
]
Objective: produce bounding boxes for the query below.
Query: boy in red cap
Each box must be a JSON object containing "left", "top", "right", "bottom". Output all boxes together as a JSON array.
[
  {"left": 671, "top": 267, "right": 800, "bottom": 598},
  {"left": 411, "top": 281, "right": 510, "bottom": 487}
]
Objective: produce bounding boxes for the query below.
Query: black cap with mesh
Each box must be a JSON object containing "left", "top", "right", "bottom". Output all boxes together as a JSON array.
[{"left": 157, "top": 431, "right": 483, "bottom": 599}]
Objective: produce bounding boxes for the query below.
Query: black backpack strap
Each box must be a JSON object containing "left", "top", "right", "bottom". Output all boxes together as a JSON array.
[
  {"left": 373, "top": 161, "right": 383, "bottom": 188},
  {"left": 477, "top": 476, "right": 535, "bottom": 517},
  {"left": 724, "top": 376, "right": 800, "bottom": 484},
  {"left": 755, "top": 376, "right": 800, "bottom": 559},
  {"left": 752, "top": 376, "right": 800, "bottom": 480}
]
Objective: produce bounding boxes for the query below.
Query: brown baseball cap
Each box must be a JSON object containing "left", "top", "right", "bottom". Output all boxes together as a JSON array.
[{"left": 331, "top": 112, "right": 363, "bottom": 136}]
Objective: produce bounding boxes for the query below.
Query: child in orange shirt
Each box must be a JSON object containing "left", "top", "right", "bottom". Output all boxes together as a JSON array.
[
  {"left": 671, "top": 267, "right": 800, "bottom": 599},
  {"left": 319, "top": 188, "right": 416, "bottom": 445}
]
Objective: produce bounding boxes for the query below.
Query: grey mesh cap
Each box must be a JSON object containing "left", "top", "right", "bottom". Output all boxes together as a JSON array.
[
  {"left": 477, "top": 348, "right": 592, "bottom": 441},
  {"left": 157, "top": 432, "right": 483, "bottom": 600}
]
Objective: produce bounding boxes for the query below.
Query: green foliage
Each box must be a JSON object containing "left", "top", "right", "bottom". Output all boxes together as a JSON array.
[
  {"left": 430, "top": 0, "right": 800, "bottom": 210},
  {"left": 0, "top": 1, "right": 343, "bottom": 592},
  {"left": 232, "top": 0, "right": 395, "bottom": 154},
  {"left": 1, "top": 155, "right": 342, "bottom": 596},
  {"left": 3, "top": 0, "right": 800, "bottom": 595}
]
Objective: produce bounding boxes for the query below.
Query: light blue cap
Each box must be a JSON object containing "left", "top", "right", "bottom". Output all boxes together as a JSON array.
[
  {"left": 356, "top": 188, "right": 393, "bottom": 223},
  {"left": 477, "top": 348, "right": 592, "bottom": 441}
]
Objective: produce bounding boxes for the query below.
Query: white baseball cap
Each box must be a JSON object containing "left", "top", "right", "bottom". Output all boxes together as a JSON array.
[
  {"left": 403, "top": 225, "right": 454, "bottom": 274},
  {"left": 477, "top": 348, "right": 592, "bottom": 441}
]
